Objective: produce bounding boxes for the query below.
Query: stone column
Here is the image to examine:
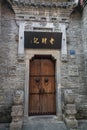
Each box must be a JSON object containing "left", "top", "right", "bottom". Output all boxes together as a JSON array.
[
  {"left": 24, "top": 56, "right": 30, "bottom": 119},
  {"left": 24, "top": 54, "right": 34, "bottom": 121},
  {"left": 17, "top": 22, "right": 25, "bottom": 60},
  {"left": 56, "top": 53, "right": 62, "bottom": 120},
  {"left": 10, "top": 90, "right": 24, "bottom": 130},
  {"left": 63, "top": 90, "right": 78, "bottom": 129},
  {"left": 59, "top": 23, "right": 67, "bottom": 61}
]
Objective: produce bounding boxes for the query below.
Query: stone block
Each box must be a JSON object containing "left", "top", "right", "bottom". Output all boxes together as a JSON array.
[
  {"left": 68, "top": 65, "right": 79, "bottom": 76},
  {"left": 13, "top": 90, "right": 24, "bottom": 105},
  {"left": 0, "top": 95, "right": 5, "bottom": 103},
  {"left": 64, "top": 90, "right": 75, "bottom": 104},
  {"left": 64, "top": 117, "right": 78, "bottom": 129},
  {"left": 0, "top": 64, "right": 7, "bottom": 74},
  {"left": 12, "top": 117, "right": 23, "bottom": 122},
  {"left": 11, "top": 105, "right": 23, "bottom": 117},
  {"left": 8, "top": 66, "right": 16, "bottom": 76},
  {"left": 10, "top": 121, "right": 23, "bottom": 130},
  {"left": 66, "top": 114, "right": 75, "bottom": 120},
  {"left": 17, "top": 54, "right": 25, "bottom": 61},
  {"left": 65, "top": 104, "right": 76, "bottom": 115}
]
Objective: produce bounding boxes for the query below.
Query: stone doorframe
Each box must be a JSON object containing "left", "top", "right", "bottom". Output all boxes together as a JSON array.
[
  {"left": 24, "top": 50, "right": 62, "bottom": 121},
  {"left": 17, "top": 22, "right": 68, "bottom": 62},
  {"left": 17, "top": 21, "right": 67, "bottom": 121}
]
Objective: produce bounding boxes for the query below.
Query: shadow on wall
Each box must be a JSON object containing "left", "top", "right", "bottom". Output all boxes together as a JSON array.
[{"left": 0, "top": 106, "right": 12, "bottom": 123}]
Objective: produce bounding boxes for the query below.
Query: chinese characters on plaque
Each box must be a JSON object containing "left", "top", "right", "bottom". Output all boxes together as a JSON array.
[
  {"left": 24, "top": 32, "right": 62, "bottom": 49},
  {"left": 33, "top": 37, "right": 54, "bottom": 45}
]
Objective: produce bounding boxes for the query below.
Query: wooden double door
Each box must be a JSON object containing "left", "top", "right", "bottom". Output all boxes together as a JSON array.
[{"left": 29, "top": 57, "right": 56, "bottom": 116}]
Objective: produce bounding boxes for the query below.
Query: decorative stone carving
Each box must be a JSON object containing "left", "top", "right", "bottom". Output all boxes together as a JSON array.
[
  {"left": 61, "top": 54, "right": 68, "bottom": 62},
  {"left": 65, "top": 104, "right": 77, "bottom": 115},
  {"left": 64, "top": 117, "right": 78, "bottom": 129},
  {"left": 10, "top": 90, "right": 24, "bottom": 130},
  {"left": 63, "top": 89, "right": 78, "bottom": 129},
  {"left": 8, "top": 66, "right": 16, "bottom": 76},
  {"left": 11, "top": 105, "right": 23, "bottom": 117},
  {"left": 64, "top": 90, "right": 75, "bottom": 104},
  {"left": 13, "top": 90, "right": 24, "bottom": 105},
  {"left": 7, "top": 0, "right": 79, "bottom": 8},
  {"left": 59, "top": 23, "right": 68, "bottom": 62},
  {"left": 17, "top": 54, "right": 25, "bottom": 61},
  {"left": 10, "top": 121, "right": 23, "bottom": 130},
  {"left": 68, "top": 65, "right": 79, "bottom": 76},
  {"left": 17, "top": 22, "right": 25, "bottom": 60},
  {"left": 25, "top": 23, "right": 33, "bottom": 31}
]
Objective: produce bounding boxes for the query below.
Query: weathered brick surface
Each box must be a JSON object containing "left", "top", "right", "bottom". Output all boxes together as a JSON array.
[
  {"left": 82, "top": 5, "right": 87, "bottom": 93},
  {"left": 61, "top": 10, "right": 87, "bottom": 119},
  {"left": 0, "top": 1, "right": 25, "bottom": 122},
  {"left": 61, "top": 12, "right": 83, "bottom": 88},
  {"left": 75, "top": 5, "right": 87, "bottom": 119},
  {"left": 0, "top": 1, "right": 1, "bottom": 36}
]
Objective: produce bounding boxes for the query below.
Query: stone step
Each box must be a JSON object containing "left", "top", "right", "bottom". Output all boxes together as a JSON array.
[
  {"left": 22, "top": 117, "right": 69, "bottom": 130},
  {"left": 22, "top": 122, "right": 68, "bottom": 130},
  {"left": 0, "top": 120, "right": 87, "bottom": 130},
  {"left": 22, "top": 117, "right": 87, "bottom": 130}
]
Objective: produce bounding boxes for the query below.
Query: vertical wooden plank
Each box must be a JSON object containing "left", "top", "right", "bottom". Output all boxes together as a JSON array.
[
  {"left": 29, "top": 59, "right": 41, "bottom": 115},
  {"left": 29, "top": 77, "right": 40, "bottom": 94},
  {"left": 41, "top": 59, "right": 55, "bottom": 76},
  {"left": 29, "top": 95, "right": 40, "bottom": 115},
  {"left": 40, "top": 59, "right": 56, "bottom": 114},
  {"left": 30, "top": 59, "right": 41, "bottom": 76}
]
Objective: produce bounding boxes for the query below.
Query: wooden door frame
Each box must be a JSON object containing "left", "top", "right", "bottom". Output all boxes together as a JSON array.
[{"left": 24, "top": 50, "right": 62, "bottom": 120}]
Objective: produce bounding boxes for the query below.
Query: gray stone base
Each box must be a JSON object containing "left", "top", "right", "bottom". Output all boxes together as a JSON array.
[
  {"left": 10, "top": 121, "right": 23, "bottom": 130},
  {"left": 22, "top": 121, "right": 68, "bottom": 130},
  {"left": 64, "top": 117, "right": 78, "bottom": 129}
]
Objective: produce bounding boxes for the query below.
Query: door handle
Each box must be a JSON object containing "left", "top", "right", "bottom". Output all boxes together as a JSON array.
[
  {"left": 35, "top": 78, "right": 40, "bottom": 83},
  {"left": 44, "top": 78, "right": 49, "bottom": 83}
]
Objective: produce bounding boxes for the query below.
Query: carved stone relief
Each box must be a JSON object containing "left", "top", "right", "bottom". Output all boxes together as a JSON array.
[{"left": 68, "top": 65, "right": 79, "bottom": 76}]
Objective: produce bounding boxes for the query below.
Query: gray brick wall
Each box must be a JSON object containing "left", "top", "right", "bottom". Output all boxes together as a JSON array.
[
  {"left": 80, "top": 6, "right": 87, "bottom": 96},
  {"left": 61, "top": 11, "right": 87, "bottom": 119},
  {"left": 76, "top": 5, "right": 87, "bottom": 119},
  {"left": 61, "top": 12, "right": 84, "bottom": 90},
  {"left": 0, "top": 1, "right": 1, "bottom": 36},
  {"left": 0, "top": 1, "right": 25, "bottom": 122}
]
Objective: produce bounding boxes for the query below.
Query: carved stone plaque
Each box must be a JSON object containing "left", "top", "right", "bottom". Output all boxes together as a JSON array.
[
  {"left": 24, "top": 31, "right": 62, "bottom": 49},
  {"left": 68, "top": 65, "right": 79, "bottom": 76}
]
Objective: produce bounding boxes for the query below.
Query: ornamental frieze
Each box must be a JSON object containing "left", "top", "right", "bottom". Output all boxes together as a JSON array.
[{"left": 7, "top": 0, "right": 79, "bottom": 9}]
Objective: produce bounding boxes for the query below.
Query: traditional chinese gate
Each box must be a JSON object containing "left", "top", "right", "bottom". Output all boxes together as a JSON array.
[{"left": 29, "top": 56, "right": 56, "bottom": 116}]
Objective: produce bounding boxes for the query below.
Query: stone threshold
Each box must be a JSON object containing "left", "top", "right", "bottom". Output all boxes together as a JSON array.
[
  {"left": 28, "top": 115, "right": 58, "bottom": 120},
  {"left": 24, "top": 115, "right": 63, "bottom": 124}
]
